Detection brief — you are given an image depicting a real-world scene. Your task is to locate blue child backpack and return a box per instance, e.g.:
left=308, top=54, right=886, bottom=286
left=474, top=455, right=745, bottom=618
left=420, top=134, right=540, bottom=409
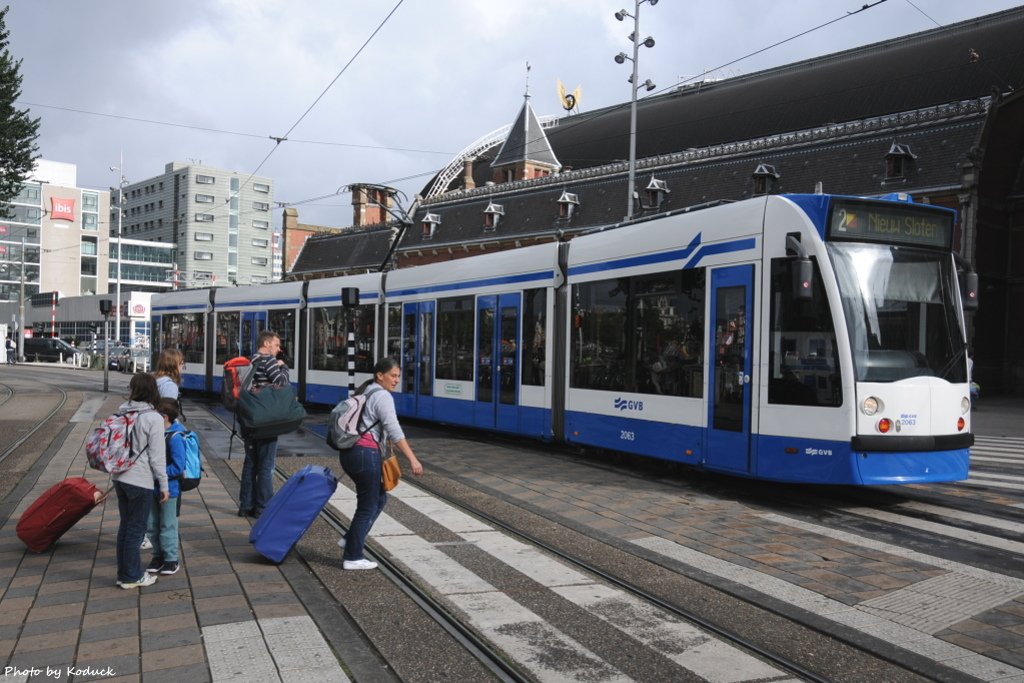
left=167, top=430, right=203, bottom=491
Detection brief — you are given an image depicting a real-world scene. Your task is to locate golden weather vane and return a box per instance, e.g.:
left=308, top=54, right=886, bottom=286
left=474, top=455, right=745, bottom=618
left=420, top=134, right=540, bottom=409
left=557, top=80, right=582, bottom=114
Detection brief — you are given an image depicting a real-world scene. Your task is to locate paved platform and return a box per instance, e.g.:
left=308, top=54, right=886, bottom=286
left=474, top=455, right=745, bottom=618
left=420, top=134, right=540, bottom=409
left=0, top=394, right=352, bottom=683
left=1, top=382, right=1022, bottom=682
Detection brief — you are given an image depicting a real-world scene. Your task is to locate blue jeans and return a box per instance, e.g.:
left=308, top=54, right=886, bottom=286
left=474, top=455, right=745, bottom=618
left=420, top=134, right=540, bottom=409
left=240, top=437, right=277, bottom=513
left=146, top=496, right=180, bottom=562
left=338, top=445, right=387, bottom=561
left=115, top=482, right=153, bottom=583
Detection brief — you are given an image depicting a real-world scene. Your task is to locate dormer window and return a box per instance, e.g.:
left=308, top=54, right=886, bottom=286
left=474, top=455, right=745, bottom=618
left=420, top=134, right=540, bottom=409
left=752, top=163, right=780, bottom=195
left=483, top=202, right=505, bottom=231
left=885, top=142, right=916, bottom=180
left=557, top=190, right=580, bottom=219
left=639, top=176, right=670, bottom=211
left=421, top=213, right=440, bottom=239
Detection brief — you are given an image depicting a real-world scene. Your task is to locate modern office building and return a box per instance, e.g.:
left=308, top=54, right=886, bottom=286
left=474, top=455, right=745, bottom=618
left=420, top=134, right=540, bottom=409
left=111, top=162, right=276, bottom=287
left=0, top=159, right=111, bottom=304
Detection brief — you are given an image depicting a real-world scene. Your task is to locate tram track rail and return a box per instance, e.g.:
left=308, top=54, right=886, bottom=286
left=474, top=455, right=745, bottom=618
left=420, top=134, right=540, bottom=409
left=402, top=474, right=833, bottom=683
left=289, top=466, right=530, bottom=683
left=0, top=379, right=68, bottom=468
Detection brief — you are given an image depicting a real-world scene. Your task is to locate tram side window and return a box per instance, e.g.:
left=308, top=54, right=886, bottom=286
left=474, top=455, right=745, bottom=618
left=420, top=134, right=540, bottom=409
left=571, top=270, right=704, bottom=396
left=768, top=258, right=842, bottom=407
left=436, top=297, right=473, bottom=381
left=309, top=305, right=376, bottom=372
left=387, top=304, right=402, bottom=362
left=267, top=310, right=296, bottom=368
left=160, top=313, right=205, bottom=364
left=215, top=312, right=240, bottom=364
left=571, top=279, right=626, bottom=391
left=634, top=270, right=704, bottom=398
left=521, top=288, right=547, bottom=387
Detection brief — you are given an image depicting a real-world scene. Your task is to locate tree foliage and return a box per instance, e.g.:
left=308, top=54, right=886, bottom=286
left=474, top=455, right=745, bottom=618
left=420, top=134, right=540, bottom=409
left=0, top=5, right=39, bottom=211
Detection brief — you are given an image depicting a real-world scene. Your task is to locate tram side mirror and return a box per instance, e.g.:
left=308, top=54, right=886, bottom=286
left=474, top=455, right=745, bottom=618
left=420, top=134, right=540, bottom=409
left=793, top=258, right=814, bottom=301
left=960, top=271, right=979, bottom=311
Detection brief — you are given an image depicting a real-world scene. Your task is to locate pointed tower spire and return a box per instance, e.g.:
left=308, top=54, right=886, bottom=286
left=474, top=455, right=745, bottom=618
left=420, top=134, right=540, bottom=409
left=491, top=65, right=561, bottom=183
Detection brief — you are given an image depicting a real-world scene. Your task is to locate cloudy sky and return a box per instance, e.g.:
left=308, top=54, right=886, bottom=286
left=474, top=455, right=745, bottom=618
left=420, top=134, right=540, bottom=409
left=6, top=0, right=1022, bottom=228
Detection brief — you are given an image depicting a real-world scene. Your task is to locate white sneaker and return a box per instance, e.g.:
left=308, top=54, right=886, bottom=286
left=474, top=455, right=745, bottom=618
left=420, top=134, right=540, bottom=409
left=140, top=536, right=152, bottom=550
left=119, top=573, right=158, bottom=589
left=343, top=559, right=377, bottom=570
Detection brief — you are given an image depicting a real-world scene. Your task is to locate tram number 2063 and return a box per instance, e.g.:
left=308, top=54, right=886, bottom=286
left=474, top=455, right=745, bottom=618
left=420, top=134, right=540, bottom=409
left=620, top=430, right=636, bottom=441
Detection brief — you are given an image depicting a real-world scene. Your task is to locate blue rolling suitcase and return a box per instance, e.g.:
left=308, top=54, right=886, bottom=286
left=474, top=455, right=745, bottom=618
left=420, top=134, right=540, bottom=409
left=249, top=465, right=338, bottom=563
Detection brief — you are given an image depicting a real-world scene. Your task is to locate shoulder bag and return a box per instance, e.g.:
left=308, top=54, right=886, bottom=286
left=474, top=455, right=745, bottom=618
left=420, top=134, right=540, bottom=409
left=382, top=443, right=401, bottom=491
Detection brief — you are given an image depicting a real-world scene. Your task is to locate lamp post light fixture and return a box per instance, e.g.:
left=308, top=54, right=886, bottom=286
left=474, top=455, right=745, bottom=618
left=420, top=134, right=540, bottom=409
left=614, top=0, right=658, bottom=221
left=109, top=153, right=128, bottom=345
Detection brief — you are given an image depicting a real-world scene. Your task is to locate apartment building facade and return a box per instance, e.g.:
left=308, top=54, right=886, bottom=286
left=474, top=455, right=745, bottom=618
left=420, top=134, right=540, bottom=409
left=112, top=162, right=276, bottom=287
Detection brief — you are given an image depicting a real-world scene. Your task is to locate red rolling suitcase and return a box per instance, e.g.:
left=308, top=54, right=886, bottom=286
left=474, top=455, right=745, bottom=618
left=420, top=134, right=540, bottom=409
left=17, top=478, right=104, bottom=552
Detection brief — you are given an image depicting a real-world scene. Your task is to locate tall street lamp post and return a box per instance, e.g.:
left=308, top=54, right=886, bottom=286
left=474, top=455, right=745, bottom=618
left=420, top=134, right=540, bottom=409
left=110, top=154, right=127, bottom=345
left=614, top=0, right=657, bottom=221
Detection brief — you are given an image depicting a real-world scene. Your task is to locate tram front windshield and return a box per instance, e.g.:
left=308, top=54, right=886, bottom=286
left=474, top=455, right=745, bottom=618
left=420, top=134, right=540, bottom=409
left=828, top=243, right=967, bottom=383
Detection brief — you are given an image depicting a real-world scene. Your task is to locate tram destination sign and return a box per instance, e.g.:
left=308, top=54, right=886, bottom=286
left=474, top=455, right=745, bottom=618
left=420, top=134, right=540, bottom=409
left=826, top=198, right=954, bottom=250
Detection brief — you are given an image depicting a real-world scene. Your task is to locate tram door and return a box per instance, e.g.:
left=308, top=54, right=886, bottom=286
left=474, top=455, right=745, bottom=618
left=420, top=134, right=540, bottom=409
left=475, top=294, right=521, bottom=432
left=401, top=301, right=434, bottom=418
left=706, top=265, right=754, bottom=473
left=240, top=311, right=266, bottom=358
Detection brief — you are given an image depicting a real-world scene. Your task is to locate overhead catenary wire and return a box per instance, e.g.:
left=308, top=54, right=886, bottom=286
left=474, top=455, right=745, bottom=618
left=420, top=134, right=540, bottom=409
left=15, top=101, right=455, bottom=156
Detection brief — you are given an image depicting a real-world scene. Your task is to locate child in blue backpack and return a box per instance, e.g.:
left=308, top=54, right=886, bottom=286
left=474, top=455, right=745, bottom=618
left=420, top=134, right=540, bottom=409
left=146, top=398, right=186, bottom=575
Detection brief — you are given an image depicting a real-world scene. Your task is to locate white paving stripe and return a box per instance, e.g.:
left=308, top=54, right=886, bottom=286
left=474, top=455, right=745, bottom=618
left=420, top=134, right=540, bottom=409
left=962, top=477, right=1024, bottom=492
left=331, top=482, right=797, bottom=682
left=757, top=513, right=1024, bottom=588
left=554, top=584, right=784, bottom=683
left=858, top=573, right=1022, bottom=634
left=202, top=617, right=350, bottom=683
left=632, top=536, right=1024, bottom=682
left=461, top=531, right=593, bottom=587
left=892, top=501, right=1024, bottom=535
left=966, top=471, right=1024, bottom=482
left=448, top=591, right=633, bottom=683
left=842, top=507, right=1024, bottom=555
left=970, top=455, right=1024, bottom=464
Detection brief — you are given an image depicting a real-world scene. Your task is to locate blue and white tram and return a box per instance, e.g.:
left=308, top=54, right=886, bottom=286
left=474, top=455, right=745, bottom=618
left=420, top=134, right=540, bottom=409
left=304, top=273, right=384, bottom=405
left=152, top=287, right=212, bottom=392
left=384, top=243, right=561, bottom=439
left=562, top=193, right=973, bottom=484
left=152, top=191, right=974, bottom=485
left=208, top=281, right=305, bottom=395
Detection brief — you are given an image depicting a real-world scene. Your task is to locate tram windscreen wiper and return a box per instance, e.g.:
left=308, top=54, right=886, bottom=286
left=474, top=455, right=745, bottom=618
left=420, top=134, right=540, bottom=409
left=937, top=344, right=967, bottom=380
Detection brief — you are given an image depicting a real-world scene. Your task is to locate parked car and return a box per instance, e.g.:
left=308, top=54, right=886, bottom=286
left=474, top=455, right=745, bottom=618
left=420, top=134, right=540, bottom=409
left=115, top=347, right=151, bottom=373
left=23, top=337, right=80, bottom=363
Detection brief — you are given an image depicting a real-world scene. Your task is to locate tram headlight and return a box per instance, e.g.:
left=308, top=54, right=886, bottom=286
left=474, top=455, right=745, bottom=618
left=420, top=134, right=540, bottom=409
left=862, top=397, right=883, bottom=416
left=961, top=397, right=971, bottom=415
left=957, top=417, right=966, bottom=431
left=877, top=418, right=893, bottom=434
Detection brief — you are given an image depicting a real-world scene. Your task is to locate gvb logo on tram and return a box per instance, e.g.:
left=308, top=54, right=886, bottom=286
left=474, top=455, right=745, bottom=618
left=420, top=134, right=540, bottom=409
left=613, top=397, right=645, bottom=412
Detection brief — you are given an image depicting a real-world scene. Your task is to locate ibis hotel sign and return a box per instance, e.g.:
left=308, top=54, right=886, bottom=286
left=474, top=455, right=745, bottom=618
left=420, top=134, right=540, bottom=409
left=49, top=197, right=76, bottom=222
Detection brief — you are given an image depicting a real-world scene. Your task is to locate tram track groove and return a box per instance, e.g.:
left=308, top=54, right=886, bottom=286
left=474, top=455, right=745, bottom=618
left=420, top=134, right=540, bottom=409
left=399, top=474, right=832, bottom=683
left=302, top=470, right=529, bottom=683
left=0, top=380, right=68, bottom=468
